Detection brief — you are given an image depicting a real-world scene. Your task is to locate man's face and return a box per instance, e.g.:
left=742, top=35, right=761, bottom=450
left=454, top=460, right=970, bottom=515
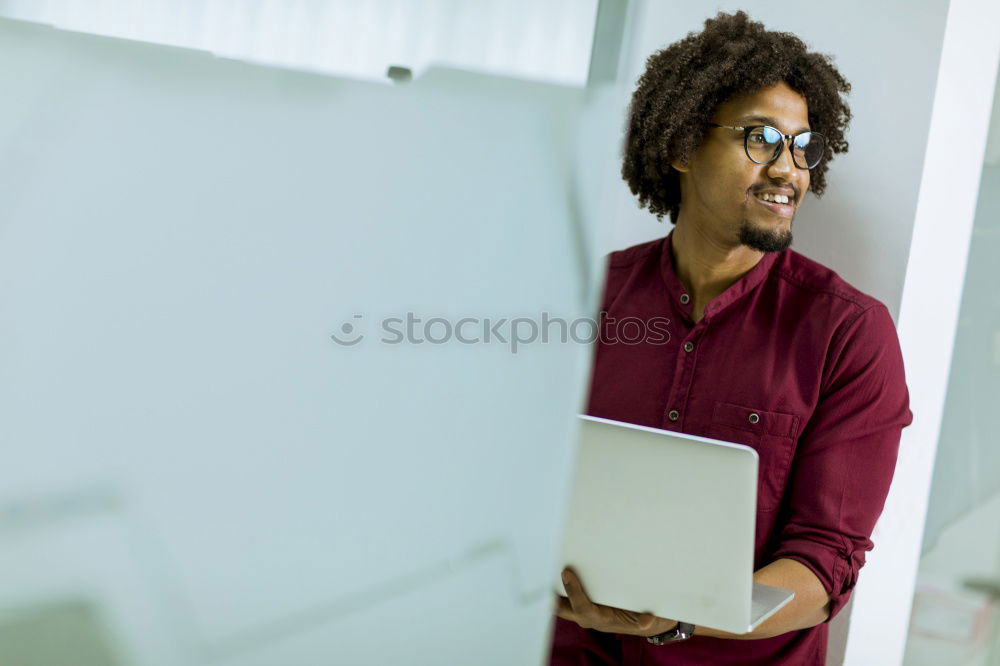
left=673, top=81, right=811, bottom=253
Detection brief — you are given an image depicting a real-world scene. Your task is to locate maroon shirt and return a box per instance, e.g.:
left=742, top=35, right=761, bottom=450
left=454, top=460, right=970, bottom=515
left=549, top=231, right=912, bottom=665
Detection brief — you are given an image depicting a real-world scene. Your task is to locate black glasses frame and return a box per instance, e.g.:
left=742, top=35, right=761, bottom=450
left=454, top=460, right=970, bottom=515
left=706, top=122, right=826, bottom=170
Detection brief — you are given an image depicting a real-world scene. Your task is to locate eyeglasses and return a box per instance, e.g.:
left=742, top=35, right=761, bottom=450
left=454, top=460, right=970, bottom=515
left=706, top=123, right=827, bottom=170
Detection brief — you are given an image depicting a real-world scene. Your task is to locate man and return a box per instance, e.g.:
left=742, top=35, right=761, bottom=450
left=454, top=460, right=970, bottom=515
left=549, top=10, right=912, bottom=666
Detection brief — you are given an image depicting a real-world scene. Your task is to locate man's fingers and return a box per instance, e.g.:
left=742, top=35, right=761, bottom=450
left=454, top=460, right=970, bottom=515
left=562, top=568, right=603, bottom=629
left=557, top=569, right=677, bottom=636
left=555, top=595, right=576, bottom=622
left=561, top=568, right=669, bottom=634
left=562, top=568, right=596, bottom=613
left=564, top=569, right=629, bottom=630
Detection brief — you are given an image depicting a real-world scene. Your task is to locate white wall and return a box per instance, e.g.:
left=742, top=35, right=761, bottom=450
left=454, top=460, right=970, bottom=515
left=987, top=69, right=1000, bottom=166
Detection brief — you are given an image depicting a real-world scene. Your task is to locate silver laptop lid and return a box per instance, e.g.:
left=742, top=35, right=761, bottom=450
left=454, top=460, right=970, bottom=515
left=557, top=415, right=762, bottom=634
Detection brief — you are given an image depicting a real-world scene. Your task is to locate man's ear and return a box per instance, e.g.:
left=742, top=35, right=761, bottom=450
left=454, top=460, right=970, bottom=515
left=670, top=157, right=690, bottom=173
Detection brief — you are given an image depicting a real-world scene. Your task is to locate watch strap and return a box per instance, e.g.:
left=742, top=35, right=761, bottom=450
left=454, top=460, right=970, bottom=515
left=646, top=621, right=696, bottom=645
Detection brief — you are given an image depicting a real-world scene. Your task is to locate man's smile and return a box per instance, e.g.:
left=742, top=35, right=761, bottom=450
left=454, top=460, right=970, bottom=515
left=753, top=193, right=795, bottom=218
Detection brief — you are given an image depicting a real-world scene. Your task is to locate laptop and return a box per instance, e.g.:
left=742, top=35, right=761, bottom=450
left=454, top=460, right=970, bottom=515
left=555, top=415, right=795, bottom=634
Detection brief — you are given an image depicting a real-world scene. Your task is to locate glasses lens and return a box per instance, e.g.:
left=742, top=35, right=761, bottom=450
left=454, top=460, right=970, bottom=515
left=746, top=126, right=826, bottom=168
left=746, top=126, right=782, bottom=164
left=793, top=132, right=825, bottom=169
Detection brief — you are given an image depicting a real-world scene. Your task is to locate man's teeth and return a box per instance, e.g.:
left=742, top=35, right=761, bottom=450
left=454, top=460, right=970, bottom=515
left=757, top=193, right=791, bottom=204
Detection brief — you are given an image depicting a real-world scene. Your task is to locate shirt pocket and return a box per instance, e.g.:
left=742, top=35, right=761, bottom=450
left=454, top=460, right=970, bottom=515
left=708, top=401, right=801, bottom=512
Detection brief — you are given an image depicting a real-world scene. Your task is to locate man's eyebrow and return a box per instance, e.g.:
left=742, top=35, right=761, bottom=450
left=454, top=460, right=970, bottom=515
left=734, top=115, right=811, bottom=135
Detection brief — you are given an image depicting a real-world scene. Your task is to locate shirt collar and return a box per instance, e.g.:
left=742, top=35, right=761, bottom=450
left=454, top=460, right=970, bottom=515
left=659, top=229, right=782, bottom=321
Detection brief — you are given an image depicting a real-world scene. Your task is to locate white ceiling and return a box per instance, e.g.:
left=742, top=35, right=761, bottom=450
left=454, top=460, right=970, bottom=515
left=0, top=0, right=599, bottom=86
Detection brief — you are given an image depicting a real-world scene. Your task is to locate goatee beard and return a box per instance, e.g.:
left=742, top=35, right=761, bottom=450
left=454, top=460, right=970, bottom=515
left=739, top=220, right=793, bottom=253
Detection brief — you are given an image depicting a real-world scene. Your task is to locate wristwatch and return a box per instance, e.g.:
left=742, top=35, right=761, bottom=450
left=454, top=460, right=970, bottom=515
left=646, top=621, right=696, bottom=645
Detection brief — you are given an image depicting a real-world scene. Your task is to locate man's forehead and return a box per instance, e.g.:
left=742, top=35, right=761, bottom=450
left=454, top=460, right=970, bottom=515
left=713, top=82, right=811, bottom=132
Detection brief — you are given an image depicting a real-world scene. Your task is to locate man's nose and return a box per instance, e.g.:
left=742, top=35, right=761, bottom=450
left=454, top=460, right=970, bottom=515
left=766, top=139, right=798, bottom=179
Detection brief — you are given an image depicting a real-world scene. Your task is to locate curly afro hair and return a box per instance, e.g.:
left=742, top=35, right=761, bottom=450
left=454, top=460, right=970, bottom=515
left=622, top=10, right=852, bottom=224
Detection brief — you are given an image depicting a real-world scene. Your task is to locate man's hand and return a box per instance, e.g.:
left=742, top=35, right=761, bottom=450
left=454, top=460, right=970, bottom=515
left=555, top=567, right=677, bottom=637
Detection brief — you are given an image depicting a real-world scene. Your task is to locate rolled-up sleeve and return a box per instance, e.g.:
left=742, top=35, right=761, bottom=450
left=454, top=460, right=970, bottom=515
left=772, top=303, right=913, bottom=621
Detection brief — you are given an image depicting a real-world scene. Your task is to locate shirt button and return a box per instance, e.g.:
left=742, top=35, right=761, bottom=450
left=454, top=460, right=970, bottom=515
left=668, top=410, right=680, bottom=422
left=748, top=413, right=760, bottom=424
left=679, top=293, right=690, bottom=304
left=683, top=341, right=694, bottom=353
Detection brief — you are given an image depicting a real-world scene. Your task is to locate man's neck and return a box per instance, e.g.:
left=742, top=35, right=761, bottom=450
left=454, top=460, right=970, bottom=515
left=670, top=221, right=764, bottom=312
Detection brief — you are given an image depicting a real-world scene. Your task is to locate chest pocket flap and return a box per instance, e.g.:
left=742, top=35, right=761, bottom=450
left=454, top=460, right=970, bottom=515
left=712, top=401, right=800, bottom=439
